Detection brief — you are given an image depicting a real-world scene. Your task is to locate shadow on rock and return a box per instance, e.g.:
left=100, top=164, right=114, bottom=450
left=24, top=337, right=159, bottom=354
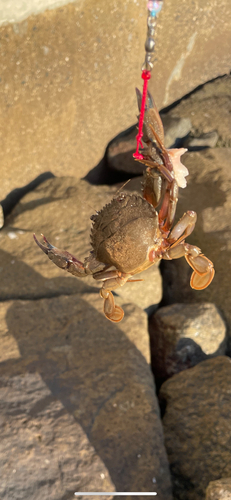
left=1, top=172, right=55, bottom=219
left=84, top=155, right=134, bottom=186
left=0, top=266, right=172, bottom=498
left=0, top=249, right=98, bottom=300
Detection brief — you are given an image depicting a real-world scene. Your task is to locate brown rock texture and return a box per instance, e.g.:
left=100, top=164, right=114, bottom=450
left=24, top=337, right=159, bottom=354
left=166, top=75, right=231, bottom=148
left=0, top=294, right=172, bottom=499
left=159, top=356, right=231, bottom=500
left=161, top=147, right=231, bottom=344
left=0, top=1, right=230, bottom=199
left=149, top=303, right=226, bottom=386
left=184, top=131, right=219, bottom=150
left=206, top=478, right=231, bottom=499
left=157, top=77, right=231, bottom=346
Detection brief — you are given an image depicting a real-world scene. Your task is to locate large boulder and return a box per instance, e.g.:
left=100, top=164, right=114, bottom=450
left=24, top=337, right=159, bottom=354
left=0, top=294, right=172, bottom=499
left=159, top=356, right=231, bottom=500
left=167, top=75, right=231, bottom=148
left=149, top=303, right=226, bottom=387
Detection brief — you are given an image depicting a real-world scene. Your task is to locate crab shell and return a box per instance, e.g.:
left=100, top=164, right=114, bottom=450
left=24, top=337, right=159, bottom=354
left=90, top=193, right=163, bottom=275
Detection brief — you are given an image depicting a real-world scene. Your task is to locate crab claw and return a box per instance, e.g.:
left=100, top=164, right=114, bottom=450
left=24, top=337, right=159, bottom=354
left=136, top=88, right=154, bottom=112
left=33, top=233, right=87, bottom=277
left=33, top=233, right=54, bottom=254
left=100, top=289, right=124, bottom=323
left=33, top=233, right=73, bottom=269
left=136, top=88, right=165, bottom=146
left=185, top=254, right=215, bottom=290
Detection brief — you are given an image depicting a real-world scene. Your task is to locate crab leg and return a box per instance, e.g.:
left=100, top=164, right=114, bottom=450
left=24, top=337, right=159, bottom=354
left=33, top=234, right=88, bottom=277
left=100, top=289, right=124, bottom=323
left=167, top=211, right=197, bottom=245
left=142, top=165, right=179, bottom=234
left=158, top=179, right=179, bottom=233
left=139, top=123, right=179, bottom=233
left=94, top=270, right=131, bottom=323
left=162, top=212, right=214, bottom=289
left=164, top=241, right=214, bottom=290
left=136, top=88, right=165, bottom=145
left=141, top=159, right=174, bottom=185
left=185, top=247, right=215, bottom=289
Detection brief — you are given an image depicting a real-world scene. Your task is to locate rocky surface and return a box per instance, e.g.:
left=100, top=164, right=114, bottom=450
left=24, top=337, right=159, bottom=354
left=0, top=171, right=55, bottom=219
left=0, top=294, right=172, bottom=500
left=159, top=356, right=231, bottom=500
left=160, top=146, right=231, bottom=350
left=167, top=75, right=231, bottom=148
left=0, top=16, right=230, bottom=498
left=184, top=131, right=219, bottom=150
left=106, top=126, right=143, bottom=177
left=161, top=115, right=192, bottom=149
left=0, top=1, right=230, bottom=199
left=206, top=478, right=231, bottom=499
left=158, top=77, right=231, bottom=352
left=149, top=303, right=226, bottom=387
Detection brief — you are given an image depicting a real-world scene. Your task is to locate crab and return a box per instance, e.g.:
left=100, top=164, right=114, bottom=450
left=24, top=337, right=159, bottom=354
left=34, top=90, right=214, bottom=323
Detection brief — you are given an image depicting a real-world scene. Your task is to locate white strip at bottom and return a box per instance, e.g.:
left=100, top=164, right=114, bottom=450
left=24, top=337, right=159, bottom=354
left=74, top=493, right=157, bottom=496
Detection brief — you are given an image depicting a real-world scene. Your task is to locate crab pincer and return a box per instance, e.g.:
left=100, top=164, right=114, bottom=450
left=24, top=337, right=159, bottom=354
left=33, top=234, right=87, bottom=276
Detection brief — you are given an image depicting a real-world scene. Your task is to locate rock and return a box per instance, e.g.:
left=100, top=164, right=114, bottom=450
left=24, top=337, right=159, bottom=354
left=184, top=131, right=219, bottom=150
left=166, top=76, right=231, bottom=147
left=160, top=147, right=231, bottom=350
left=0, top=176, right=162, bottom=311
left=149, top=303, right=226, bottom=387
left=159, top=356, right=231, bottom=500
left=1, top=3, right=230, bottom=198
left=161, top=115, right=192, bottom=148
left=106, top=126, right=144, bottom=177
left=206, top=478, right=231, bottom=499
left=0, top=172, right=55, bottom=218
left=0, top=294, right=172, bottom=499
left=117, top=265, right=162, bottom=312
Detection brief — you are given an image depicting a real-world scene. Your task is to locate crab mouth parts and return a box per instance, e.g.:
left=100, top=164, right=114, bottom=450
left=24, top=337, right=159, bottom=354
left=148, top=239, right=166, bottom=263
